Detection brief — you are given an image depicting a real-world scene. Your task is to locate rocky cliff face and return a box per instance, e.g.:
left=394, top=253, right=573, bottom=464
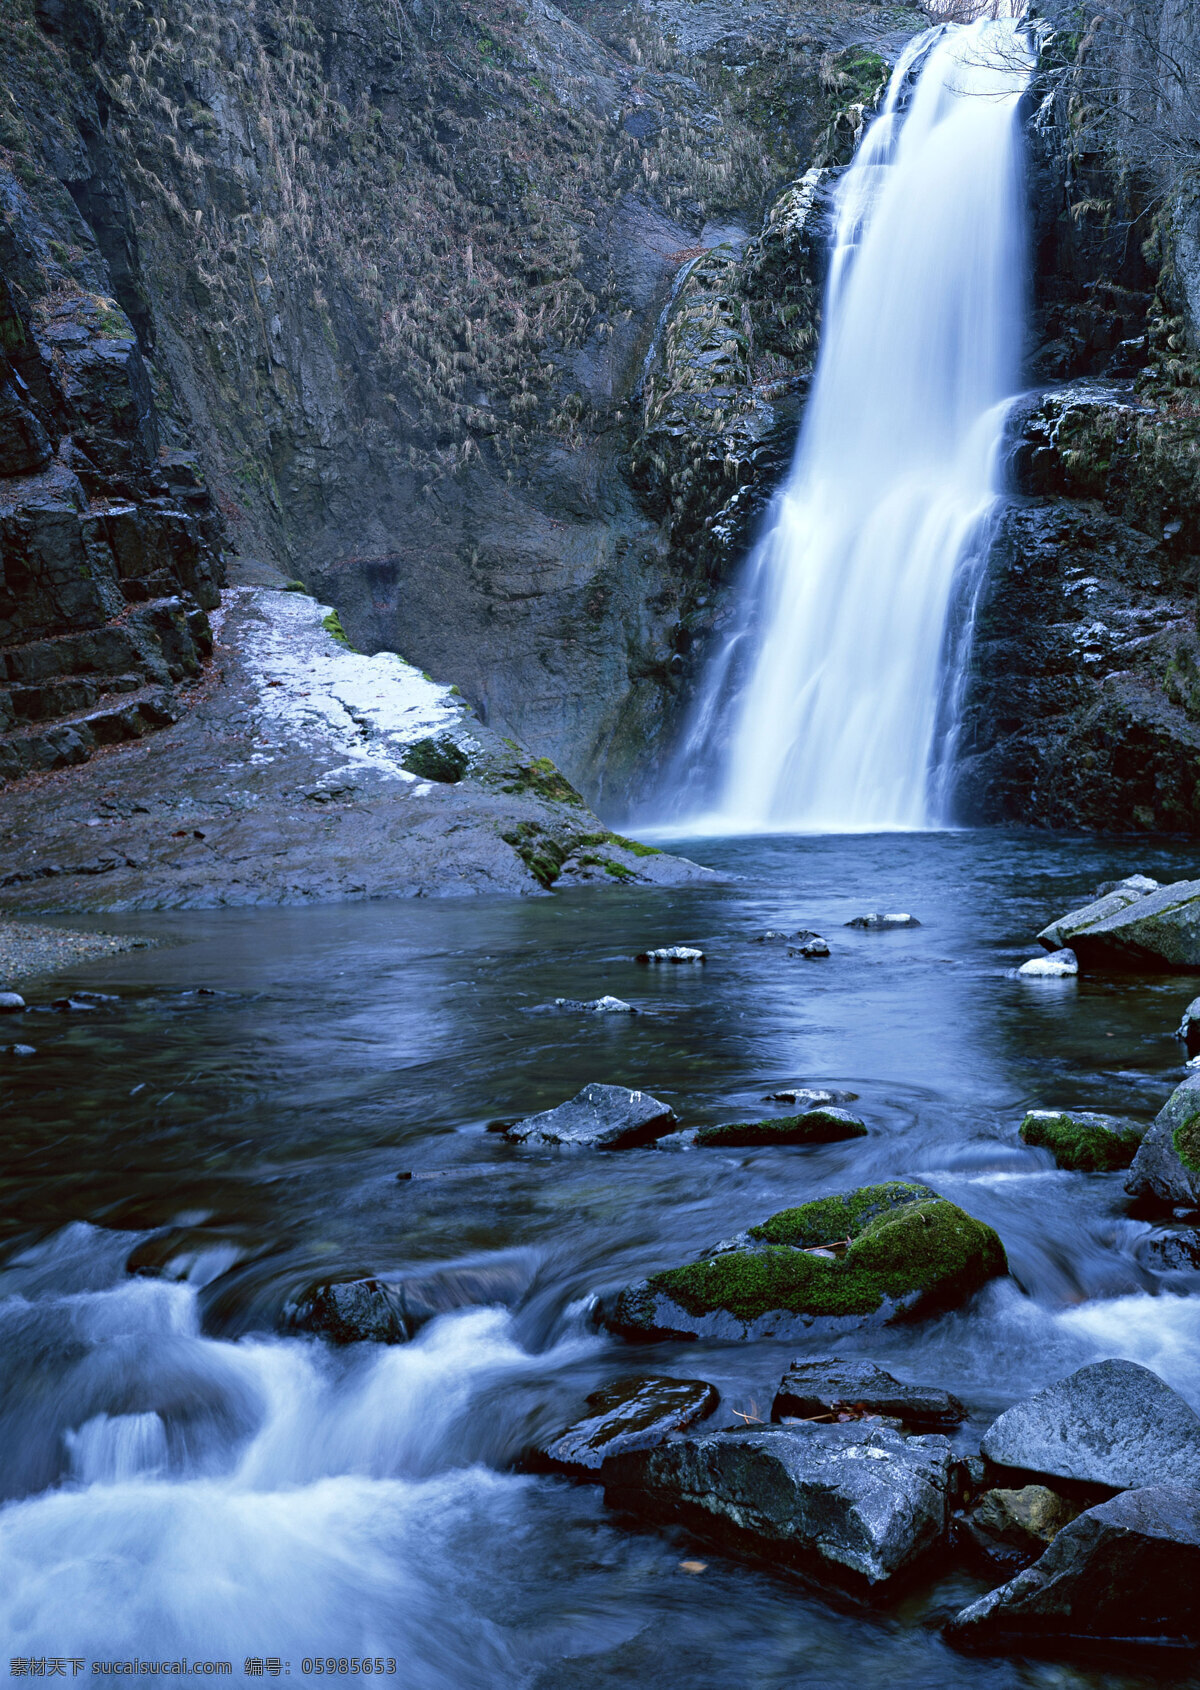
left=947, top=12, right=1200, bottom=833
left=0, top=0, right=919, bottom=810
left=0, top=22, right=224, bottom=786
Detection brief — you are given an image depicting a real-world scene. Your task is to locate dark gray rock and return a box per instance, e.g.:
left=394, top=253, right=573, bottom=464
left=295, top=1258, right=534, bottom=1343
left=0, top=992, right=25, bottom=1012
left=1176, top=994, right=1200, bottom=1055
left=635, top=946, right=705, bottom=964
left=772, top=1358, right=966, bottom=1430
left=1125, top=1073, right=1200, bottom=1209
left=694, top=1108, right=866, bottom=1148
left=789, top=933, right=830, bottom=958
left=505, top=1082, right=677, bottom=1149
left=605, top=1421, right=955, bottom=1585
left=4, top=1043, right=35, bottom=1057
left=947, top=1486, right=1200, bottom=1646
left=535, top=1376, right=718, bottom=1475
left=981, top=1360, right=1200, bottom=1490
left=763, top=1087, right=858, bottom=1107
left=845, top=913, right=921, bottom=930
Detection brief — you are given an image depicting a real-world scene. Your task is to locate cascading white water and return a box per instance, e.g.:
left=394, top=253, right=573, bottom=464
left=673, top=18, right=1034, bottom=833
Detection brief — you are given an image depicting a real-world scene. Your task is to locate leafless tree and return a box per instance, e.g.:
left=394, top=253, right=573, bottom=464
left=1077, top=0, right=1200, bottom=204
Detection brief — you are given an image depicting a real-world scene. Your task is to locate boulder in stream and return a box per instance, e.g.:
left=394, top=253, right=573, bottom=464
left=764, top=1087, right=858, bottom=1106
left=1017, top=949, right=1077, bottom=977
left=551, top=996, right=636, bottom=1015
left=505, top=1082, right=677, bottom=1148
left=1018, top=1109, right=1144, bottom=1171
left=845, top=913, right=921, bottom=930
left=599, top=1182, right=1006, bottom=1340
left=604, top=1421, right=955, bottom=1586
left=534, top=1376, right=718, bottom=1476
left=947, top=1486, right=1200, bottom=1648
left=635, top=946, right=705, bottom=964
left=1176, top=995, right=1200, bottom=1055
left=1039, top=878, right=1200, bottom=972
left=0, top=992, right=25, bottom=1012
left=694, top=1108, right=867, bottom=1148
left=294, top=1257, right=535, bottom=1343
left=789, top=933, right=830, bottom=958
left=980, top=1359, right=1200, bottom=1490
left=1125, top=1072, right=1200, bottom=1209
left=772, top=1357, right=966, bottom=1430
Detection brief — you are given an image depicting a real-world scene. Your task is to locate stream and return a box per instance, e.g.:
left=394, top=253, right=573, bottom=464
left=3, top=829, right=1200, bottom=1687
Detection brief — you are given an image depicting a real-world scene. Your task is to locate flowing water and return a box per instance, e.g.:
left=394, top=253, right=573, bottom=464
left=673, top=19, right=1033, bottom=833
left=4, top=831, right=1200, bottom=1686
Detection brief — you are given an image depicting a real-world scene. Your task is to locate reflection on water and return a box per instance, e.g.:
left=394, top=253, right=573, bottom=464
left=2, top=830, right=1200, bottom=1686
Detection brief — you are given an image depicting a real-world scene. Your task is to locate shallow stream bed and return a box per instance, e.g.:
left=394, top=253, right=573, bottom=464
left=2, top=829, right=1200, bottom=1688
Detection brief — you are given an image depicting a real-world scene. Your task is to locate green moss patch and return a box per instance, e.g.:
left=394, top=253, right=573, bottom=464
left=1019, top=1111, right=1144, bottom=1172
left=501, top=756, right=585, bottom=806
left=605, top=832, right=661, bottom=859
left=695, top=1109, right=867, bottom=1148
left=1173, top=1106, right=1200, bottom=1174
left=402, top=736, right=469, bottom=784
left=633, top=1184, right=1006, bottom=1328
left=321, top=610, right=353, bottom=648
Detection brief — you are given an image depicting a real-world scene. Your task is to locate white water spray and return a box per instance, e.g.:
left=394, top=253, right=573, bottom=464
left=673, top=19, right=1034, bottom=833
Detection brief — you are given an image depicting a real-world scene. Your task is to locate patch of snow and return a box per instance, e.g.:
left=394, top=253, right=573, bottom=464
left=237, top=588, right=472, bottom=782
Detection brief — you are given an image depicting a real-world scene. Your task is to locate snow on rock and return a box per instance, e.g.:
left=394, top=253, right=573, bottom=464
left=237, top=589, right=473, bottom=783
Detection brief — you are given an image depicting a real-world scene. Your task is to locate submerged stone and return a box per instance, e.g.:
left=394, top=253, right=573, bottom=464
left=506, top=1082, right=677, bottom=1148
left=534, top=1376, right=718, bottom=1476
left=772, top=1357, right=966, bottom=1430
left=605, top=1421, right=955, bottom=1586
left=845, top=913, right=921, bottom=930
left=1125, top=1072, right=1200, bottom=1209
left=0, top=992, right=25, bottom=1012
left=1018, top=1109, right=1144, bottom=1171
left=764, top=1086, right=858, bottom=1106
left=636, top=946, right=705, bottom=964
left=1017, top=948, right=1077, bottom=977
left=600, top=1181, right=1006, bottom=1340
left=551, top=995, right=636, bottom=1015
left=789, top=933, right=830, bottom=958
left=980, top=1359, right=1200, bottom=1491
left=694, top=1108, right=867, bottom=1148
left=947, top=1486, right=1200, bottom=1647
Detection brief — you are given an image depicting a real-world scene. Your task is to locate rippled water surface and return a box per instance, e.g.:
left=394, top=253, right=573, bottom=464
left=4, top=830, right=1200, bottom=1688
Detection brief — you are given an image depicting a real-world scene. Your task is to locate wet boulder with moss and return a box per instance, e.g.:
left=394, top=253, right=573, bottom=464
left=694, top=1107, right=867, bottom=1148
left=599, top=1182, right=1006, bottom=1341
left=1019, top=1109, right=1144, bottom=1172
left=1126, top=1072, right=1200, bottom=1208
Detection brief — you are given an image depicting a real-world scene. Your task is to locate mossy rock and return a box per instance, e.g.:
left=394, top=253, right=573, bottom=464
left=402, top=736, right=469, bottom=783
left=695, top=1108, right=866, bottom=1148
left=1019, top=1110, right=1144, bottom=1172
left=602, top=1182, right=1007, bottom=1340
left=501, top=755, right=586, bottom=806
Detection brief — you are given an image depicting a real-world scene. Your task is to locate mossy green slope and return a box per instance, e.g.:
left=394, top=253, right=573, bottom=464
left=606, top=1182, right=1006, bottom=1336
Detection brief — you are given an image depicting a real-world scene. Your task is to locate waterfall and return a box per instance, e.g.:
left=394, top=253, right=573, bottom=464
left=671, top=18, right=1034, bottom=834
